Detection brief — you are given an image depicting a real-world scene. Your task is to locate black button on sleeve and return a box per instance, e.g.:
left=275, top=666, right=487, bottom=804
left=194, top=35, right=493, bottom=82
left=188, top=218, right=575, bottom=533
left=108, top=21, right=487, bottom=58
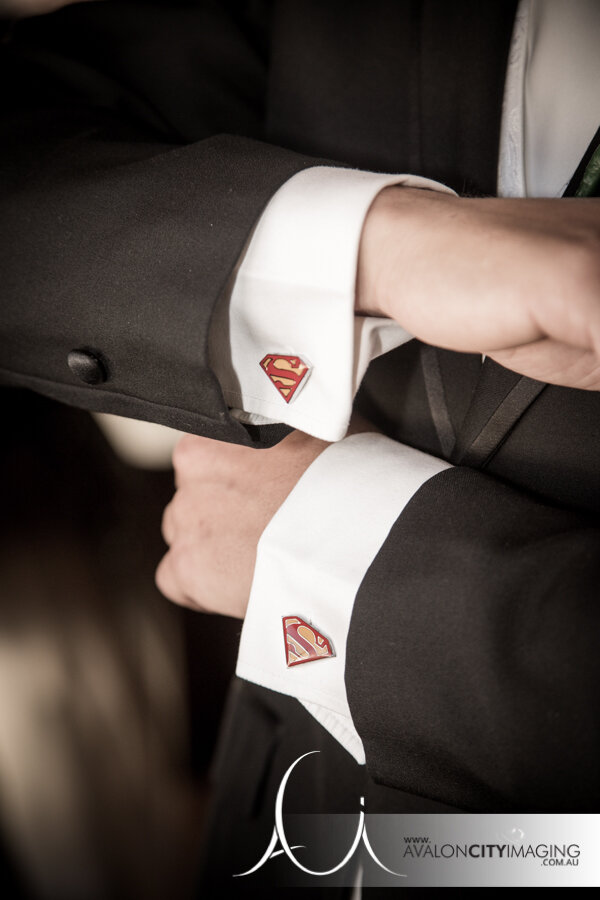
left=67, top=350, right=108, bottom=385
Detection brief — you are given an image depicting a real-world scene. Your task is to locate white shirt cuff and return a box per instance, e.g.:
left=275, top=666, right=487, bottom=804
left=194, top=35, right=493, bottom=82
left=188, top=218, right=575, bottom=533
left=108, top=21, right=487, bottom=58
left=235, top=432, right=452, bottom=763
left=209, top=166, right=456, bottom=441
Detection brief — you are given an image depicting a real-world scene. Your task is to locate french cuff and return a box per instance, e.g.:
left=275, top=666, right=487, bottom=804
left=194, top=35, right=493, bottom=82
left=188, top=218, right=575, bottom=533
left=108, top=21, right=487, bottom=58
left=209, top=166, right=456, bottom=442
left=235, top=432, right=452, bottom=763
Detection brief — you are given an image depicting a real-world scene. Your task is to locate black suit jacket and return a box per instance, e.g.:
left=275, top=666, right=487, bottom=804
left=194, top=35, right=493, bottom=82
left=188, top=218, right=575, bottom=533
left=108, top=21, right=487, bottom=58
left=1, top=0, right=599, bottom=812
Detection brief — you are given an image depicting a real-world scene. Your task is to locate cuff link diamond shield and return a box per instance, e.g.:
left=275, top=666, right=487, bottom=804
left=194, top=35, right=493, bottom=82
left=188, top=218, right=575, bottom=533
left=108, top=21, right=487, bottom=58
left=260, top=354, right=311, bottom=403
left=283, top=615, right=335, bottom=667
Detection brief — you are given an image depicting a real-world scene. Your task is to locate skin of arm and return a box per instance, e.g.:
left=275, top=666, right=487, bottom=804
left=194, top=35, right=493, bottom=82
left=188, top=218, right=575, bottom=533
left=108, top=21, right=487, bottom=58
left=357, top=188, right=600, bottom=389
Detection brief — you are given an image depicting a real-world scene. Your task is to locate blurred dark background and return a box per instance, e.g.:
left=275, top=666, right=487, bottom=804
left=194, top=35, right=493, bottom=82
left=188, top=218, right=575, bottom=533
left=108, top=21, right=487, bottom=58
left=0, top=387, right=241, bottom=899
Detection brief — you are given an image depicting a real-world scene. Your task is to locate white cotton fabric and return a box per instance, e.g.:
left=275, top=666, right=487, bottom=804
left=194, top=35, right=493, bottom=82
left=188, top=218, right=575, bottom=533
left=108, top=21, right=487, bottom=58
left=523, top=0, right=600, bottom=199
left=499, top=0, right=600, bottom=199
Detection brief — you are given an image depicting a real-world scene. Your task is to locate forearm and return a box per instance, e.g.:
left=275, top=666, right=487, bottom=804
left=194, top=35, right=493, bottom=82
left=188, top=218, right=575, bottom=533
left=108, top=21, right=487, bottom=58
left=356, top=185, right=600, bottom=390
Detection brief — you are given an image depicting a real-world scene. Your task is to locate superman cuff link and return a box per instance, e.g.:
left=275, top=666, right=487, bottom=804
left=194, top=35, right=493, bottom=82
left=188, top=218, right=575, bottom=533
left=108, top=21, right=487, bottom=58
left=260, top=354, right=311, bottom=403
left=283, top=616, right=335, bottom=667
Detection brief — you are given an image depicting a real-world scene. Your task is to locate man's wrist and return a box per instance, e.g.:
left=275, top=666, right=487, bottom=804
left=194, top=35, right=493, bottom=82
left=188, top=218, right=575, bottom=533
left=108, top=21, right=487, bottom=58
left=355, top=185, right=457, bottom=319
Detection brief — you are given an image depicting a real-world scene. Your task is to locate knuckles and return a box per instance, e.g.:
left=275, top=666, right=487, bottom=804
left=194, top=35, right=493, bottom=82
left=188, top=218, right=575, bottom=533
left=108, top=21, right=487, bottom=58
left=160, top=501, right=174, bottom=545
left=154, top=552, right=176, bottom=602
left=161, top=489, right=214, bottom=546
left=156, top=544, right=206, bottom=611
left=166, top=544, right=195, bottom=590
left=171, top=433, right=207, bottom=478
left=158, top=432, right=305, bottom=618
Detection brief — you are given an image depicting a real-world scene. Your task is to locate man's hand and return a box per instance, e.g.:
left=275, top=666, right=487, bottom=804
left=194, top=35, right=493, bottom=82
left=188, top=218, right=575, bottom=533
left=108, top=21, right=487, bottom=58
left=155, top=430, right=330, bottom=617
left=357, top=187, right=600, bottom=389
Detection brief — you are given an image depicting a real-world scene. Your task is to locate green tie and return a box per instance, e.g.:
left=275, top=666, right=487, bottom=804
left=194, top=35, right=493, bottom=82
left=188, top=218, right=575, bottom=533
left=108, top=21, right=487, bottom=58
left=575, top=142, right=600, bottom=197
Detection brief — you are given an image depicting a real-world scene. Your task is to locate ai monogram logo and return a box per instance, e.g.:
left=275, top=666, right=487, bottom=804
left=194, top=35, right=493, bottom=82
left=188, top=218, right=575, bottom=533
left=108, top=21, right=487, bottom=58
left=233, top=751, right=406, bottom=879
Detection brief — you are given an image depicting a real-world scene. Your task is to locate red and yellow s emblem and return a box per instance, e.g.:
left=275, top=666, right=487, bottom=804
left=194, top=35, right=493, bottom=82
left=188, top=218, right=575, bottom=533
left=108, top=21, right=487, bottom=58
left=260, top=354, right=310, bottom=403
left=283, top=616, right=335, bottom=667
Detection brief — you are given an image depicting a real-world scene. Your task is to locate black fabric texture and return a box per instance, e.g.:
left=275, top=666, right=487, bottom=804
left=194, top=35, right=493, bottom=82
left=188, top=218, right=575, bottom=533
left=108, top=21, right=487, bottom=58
left=420, top=345, right=457, bottom=458
left=1, top=1, right=331, bottom=444
left=347, top=467, right=600, bottom=811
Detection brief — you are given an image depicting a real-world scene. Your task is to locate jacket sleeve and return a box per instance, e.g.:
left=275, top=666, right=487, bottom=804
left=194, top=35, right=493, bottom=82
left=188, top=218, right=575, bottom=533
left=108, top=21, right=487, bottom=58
left=345, top=464, right=600, bottom=812
left=0, top=0, right=328, bottom=443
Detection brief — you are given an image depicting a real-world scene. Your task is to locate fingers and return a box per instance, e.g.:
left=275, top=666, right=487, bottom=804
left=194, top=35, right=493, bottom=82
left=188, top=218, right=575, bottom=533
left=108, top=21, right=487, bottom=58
left=155, top=551, right=190, bottom=608
left=161, top=500, right=176, bottom=547
left=158, top=483, right=217, bottom=612
left=172, top=434, right=206, bottom=486
left=156, top=429, right=323, bottom=620
left=489, top=339, right=600, bottom=391
left=161, top=486, right=215, bottom=548
left=155, top=546, right=209, bottom=613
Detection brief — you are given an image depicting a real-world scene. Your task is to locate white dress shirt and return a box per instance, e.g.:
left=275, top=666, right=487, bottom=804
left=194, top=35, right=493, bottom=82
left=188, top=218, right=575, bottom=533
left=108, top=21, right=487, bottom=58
left=224, top=0, right=600, bottom=761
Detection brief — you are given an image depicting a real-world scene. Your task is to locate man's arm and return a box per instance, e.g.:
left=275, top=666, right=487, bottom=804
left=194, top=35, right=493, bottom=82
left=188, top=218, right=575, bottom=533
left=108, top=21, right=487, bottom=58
left=158, top=420, right=600, bottom=811
left=357, top=186, right=600, bottom=390
left=4, top=4, right=599, bottom=438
